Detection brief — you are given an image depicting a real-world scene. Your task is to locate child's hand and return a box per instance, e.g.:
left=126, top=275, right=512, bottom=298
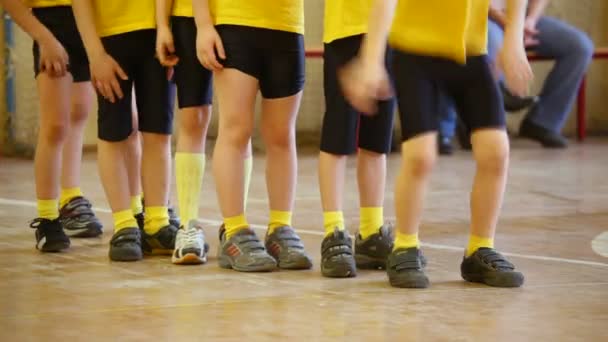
left=90, top=51, right=128, bottom=103
left=37, top=35, right=69, bottom=78
left=156, top=25, right=179, bottom=67
left=339, top=57, right=392, bottom=115
left=196, top=24, right=225, bottom=71
left=499, top=34, right=533, bottom=97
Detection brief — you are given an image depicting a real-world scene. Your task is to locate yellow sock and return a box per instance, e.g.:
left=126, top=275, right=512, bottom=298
left=243, top=155, right=252, bottom=211
left=37, top=199, right=59, bottom=220
left=359, top=207, right=384, bottom=240
left=130, top=194, right=143, bottom=215
left=224, top=214, right=249, bottom=239
left=393, top=232, right=420, bottom=251
left=466, top=234, right=494, bottom=257
left=323, top=211, right=345, bottom=236
left=113, top=209, right=137, bottom=233
left=59, top=187, right=83, bottom=208
left=144, top=206, right=170, bottom=235
left=175, top=152, right=205, bottom=226
left=268, top=210, right=292, bottom=235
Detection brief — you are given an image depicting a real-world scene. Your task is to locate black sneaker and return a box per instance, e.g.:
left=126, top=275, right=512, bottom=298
left=355, top=225, right=394, bottom=270
left=109, top=227, right=142, bottom=261
left=438, top=135, right=453, bottom=156
left=321, top=228, right=356, bottom=278
left=141, top=224, right=178, bottom=255
left=500, top=82, right=539, bottom=112
left=387, top=248, right=429, bottom=288
left=218, top=226, right=277, bottom=272
left=519, top=119, right=568, bottom=148
left=265, top=226, right=313, bottom=270
left=29, top=218, right=70, bottom=252
left=461, top=248, right=524, bottom=287
left=59, top=196, right=103, bottom=238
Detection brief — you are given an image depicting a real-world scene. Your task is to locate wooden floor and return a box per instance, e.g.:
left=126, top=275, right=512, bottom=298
left=1, top=139, right=607, bottom=341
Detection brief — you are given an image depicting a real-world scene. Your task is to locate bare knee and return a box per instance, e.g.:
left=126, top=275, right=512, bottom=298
left=179, top=106, right=211, bottom=141
left=40, top=121, right=69, bottom=145
left=70, top=101, right=90, bottom=126
left=403, top=149, right=436, bottom=178
left=473, top=134, right=509, bottom=175
left=261, top=124, right=295, bottom=151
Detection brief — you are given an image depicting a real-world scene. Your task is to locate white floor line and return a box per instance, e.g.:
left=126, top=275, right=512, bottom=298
left=1, top=196, right=607, bottom=268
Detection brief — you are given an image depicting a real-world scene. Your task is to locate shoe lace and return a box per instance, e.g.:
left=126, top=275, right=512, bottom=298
left=182, top=228, right=203, bottom=245
left=478, top=248, right=514, bottom=271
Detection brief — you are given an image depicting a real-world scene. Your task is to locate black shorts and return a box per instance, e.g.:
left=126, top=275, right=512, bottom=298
left=215, top=25, right=305, bottom=99
left=98, top=29, right=174, bottom=142
left=171, top=16, right=213, bottom=108
left=392, top=51, right=505, bottom=141
left=32, top=6, right=89, bottom=82
left=321, top=35, right=395, bottom=155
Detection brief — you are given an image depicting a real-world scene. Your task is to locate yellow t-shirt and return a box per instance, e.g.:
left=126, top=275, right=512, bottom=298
left=323, top=0, right=372, bottom=43
left=26, top=0, right=71, bottom=7
left=210, top=0, right=304, bottom=34
left=93, top=0, right=156, bottom=37
left=389, top=0, right=489, bottom=64
left=172, top=0, right=193, bottom=17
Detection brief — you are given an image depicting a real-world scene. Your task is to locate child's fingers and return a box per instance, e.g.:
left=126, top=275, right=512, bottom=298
left=110, top=77, right=124, bottom=100
left=215, top=37, right=226, bottom=60
left=113, top=61, right=128, bottom=80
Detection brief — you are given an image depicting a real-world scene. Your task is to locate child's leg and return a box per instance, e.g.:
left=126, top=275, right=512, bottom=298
left=260, top=92, right=301, bottom=231
left=126, top=99, right=143, bottom=218
left=57, top=81, right=104, bottom=238
left=31, top=72, right=72, bottom=252
left=212, top=68, right=257, bottom=234
left=318, top=152, right=347, bottom=231
left=468, top=129, right=509, bottom=255
left=59, top=82, right=93, bottom=200
left=34, top=73, right=71, bottom=218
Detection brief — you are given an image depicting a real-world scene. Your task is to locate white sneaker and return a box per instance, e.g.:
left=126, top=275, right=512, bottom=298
left=172, top=220, right=208, bottom=265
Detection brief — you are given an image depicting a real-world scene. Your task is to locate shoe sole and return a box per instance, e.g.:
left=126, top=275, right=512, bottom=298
left=109, top=247, right=143, bottom=262
left=461, top=272, right=524, bottom=288
left=218, top=255, right=276, bottom=272
left=39, top=241, right=70, bottom=253
left=172, top=253, right=207, bottom=265
left=355, top=254, right=387, bottom=270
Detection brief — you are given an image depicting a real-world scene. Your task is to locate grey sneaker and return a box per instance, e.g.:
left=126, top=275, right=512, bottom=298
left=109, top=227, right=142, bottom=261
left=321, top=228, right=356, bottom=278
left=172, top=220, right=209, bottom=265
left=265, top=226, right=312, bottom=270
left=387, top=248, right=429, bottom=288
left=355, top=225, right=394, bottom=270
left=461, top=248, right=524, bottom=287
left=218, top=227, right=276, bottom=272
left=59, top=196, right=103, bottom=238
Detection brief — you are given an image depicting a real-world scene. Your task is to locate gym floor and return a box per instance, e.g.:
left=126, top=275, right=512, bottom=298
left=1, top=139, right=607, bottom=341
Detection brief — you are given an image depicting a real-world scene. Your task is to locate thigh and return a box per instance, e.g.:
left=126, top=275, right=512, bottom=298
left=533, top=16, right=592, bottom=57
left=259, top=30, right=305, bottom=99
left=392, top=52, right=441, bottom=141
left=172, top=16, right=213, bottom=108
left=320, top=36, right=364, bottom=155
left=133, top=31, right=174, bottom=135
left=450, top=56, right=505, bottom=133
left=214, top=68, right=259, bottom=132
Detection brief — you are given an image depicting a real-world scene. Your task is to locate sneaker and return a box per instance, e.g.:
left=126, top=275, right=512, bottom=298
left=141, top=224, right=178, bottom=255
left=519, top=119, right=568, bottom=148
left=321, top=228, right=356, bottom=278
left=500, top=82, right=539, bottom=112
left=218, top=227, right=276, bottom=272
left=59, top=196, right=103, bottom=238
left=438, top=135, right=453, bottom=156
left=355, top=225, right=394, bottom=270
left=461, top=248, right=524, bottom=287
left=29, top=218, right=70, bottom=252
left=168, top=206, right=180, bottom=228
left=265, top=226, right=312, bottom=270
left=387, top=248, right=429, bottom=288
left=109, top=227, right=142, bottom=261
left=172, top=220, right=209, bottom=265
